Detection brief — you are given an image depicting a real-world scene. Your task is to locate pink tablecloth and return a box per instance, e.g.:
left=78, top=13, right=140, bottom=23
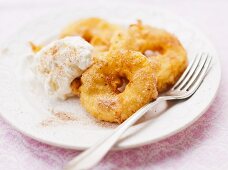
left=0, top=0, right=227, bottom=170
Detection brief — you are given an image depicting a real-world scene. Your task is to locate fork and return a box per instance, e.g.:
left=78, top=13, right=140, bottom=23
left=65, top=53, right=212, bottom=170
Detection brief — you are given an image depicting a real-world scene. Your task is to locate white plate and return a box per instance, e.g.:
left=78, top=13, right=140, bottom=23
left=0, top=4, right=221, bottom=150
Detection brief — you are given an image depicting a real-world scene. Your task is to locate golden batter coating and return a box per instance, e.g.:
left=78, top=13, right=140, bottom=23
left=60, top=17, right=121, bottom=52
left=110, top=21, right=188, bottom=92
left=80, top=50, right=158, bottom=123
left=70, top=77, right=81, bottom=96
left=29, top=42, right=42, bottom=53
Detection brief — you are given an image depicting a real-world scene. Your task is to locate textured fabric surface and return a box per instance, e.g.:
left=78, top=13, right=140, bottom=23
left=0, top=0, right=227, bottom=170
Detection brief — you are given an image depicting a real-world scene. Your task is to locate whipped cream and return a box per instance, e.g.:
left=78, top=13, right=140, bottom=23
left=33, top=36, right=93, bottom=100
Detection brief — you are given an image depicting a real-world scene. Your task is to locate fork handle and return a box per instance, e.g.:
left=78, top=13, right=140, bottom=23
left=65, top=98, right=165, bottom=170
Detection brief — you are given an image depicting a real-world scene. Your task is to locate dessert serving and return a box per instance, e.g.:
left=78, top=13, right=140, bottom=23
left=0, top=5, right=220, bottom=150
left=31, top=17, right=188, bottom=123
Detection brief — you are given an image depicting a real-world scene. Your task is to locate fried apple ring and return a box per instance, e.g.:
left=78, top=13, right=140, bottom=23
left=60, top=17, right=120, bottom=52
left=70, top=77, right=81, bottom=96
left=110, top=21, right=188, bottom=93
left=80, top=50, right=158, bottom=123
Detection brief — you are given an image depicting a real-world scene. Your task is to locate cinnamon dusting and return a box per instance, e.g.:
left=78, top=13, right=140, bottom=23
left=40, top=110, right=77, bottom=127
left=53, top=111, right=77, bottom=121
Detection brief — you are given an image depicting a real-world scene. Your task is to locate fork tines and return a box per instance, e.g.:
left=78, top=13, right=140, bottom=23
left=172, top=53, right=212, bottom=92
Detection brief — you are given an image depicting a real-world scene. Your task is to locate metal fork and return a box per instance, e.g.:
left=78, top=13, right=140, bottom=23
left=65, top=53, right=212, bottom=170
